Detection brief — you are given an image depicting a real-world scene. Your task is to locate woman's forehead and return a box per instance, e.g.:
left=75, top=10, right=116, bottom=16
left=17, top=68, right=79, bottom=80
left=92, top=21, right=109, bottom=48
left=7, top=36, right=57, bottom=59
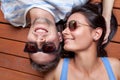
left=68, top=13, right=88, bottom=23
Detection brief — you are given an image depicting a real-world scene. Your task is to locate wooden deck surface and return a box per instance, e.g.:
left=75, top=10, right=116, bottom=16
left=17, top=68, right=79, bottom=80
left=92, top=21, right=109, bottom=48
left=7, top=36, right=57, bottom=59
left=0, top=0, right=120, bottom=80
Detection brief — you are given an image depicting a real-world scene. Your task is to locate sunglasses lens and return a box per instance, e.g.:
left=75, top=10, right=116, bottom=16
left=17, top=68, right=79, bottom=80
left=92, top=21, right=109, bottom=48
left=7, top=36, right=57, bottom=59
left=24, top=42, right=38, bottom=53
left=42, top=42, right=56, bottom=53
left=69, top=20, right=77, bottom=31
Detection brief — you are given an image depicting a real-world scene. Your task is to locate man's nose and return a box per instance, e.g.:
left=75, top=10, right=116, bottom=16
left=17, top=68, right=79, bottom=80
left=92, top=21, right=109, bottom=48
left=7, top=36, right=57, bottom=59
left=36, top=36, right=46, bottom=48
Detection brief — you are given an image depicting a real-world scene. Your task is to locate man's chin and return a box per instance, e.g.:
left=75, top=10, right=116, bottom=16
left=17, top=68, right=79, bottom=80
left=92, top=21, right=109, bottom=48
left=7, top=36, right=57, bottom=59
left=29, top=53, right=58, bottom=64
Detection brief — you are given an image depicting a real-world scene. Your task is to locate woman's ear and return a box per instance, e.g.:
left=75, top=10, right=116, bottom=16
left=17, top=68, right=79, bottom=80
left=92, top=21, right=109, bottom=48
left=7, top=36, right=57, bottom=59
left=58, top=32, right=63, bottom=42
left=92, top=27, right=103, bottom=41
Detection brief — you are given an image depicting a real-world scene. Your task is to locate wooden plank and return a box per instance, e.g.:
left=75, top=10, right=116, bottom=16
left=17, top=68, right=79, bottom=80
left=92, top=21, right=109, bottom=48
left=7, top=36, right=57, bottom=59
left=106, top=42, right=120, bottom=59
left=114, top=0, right=120, bottom=8
left=113, top=9, right=120, bottom=25
left=0, top=24, right=28, bottom=42
left=0, top=38, right=28, bottom=58
left=0, top=67, right=43, bottom=80
left=0, top=53, right=43, bottom=77
left=112, top=26, right=120, bottom=42
left=0, top=7, right=9, bottom=23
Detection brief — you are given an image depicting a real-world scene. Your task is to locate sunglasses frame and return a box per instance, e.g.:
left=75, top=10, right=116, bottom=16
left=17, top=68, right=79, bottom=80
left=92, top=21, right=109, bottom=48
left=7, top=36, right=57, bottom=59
left=24, top=42, right=59, bottom=54
left=64, top=20, right=90, bottom=31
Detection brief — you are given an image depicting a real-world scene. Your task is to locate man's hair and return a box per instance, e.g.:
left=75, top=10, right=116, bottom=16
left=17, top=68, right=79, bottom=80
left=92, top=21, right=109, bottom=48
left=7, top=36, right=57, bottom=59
left=29, top=43, right=62, bottom=73
left=30, top=55, right=60, bottom=73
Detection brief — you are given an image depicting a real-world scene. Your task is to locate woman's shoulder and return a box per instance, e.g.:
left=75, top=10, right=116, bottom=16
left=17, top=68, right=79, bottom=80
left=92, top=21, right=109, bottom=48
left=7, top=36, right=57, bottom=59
left=43, top=58, right=64, bottom=80
left=44, top=58, right=70, bottom=80
left=107, top=57, right=120, bottom=67
left=107, top=57, right=120, bottom=79
left=54, top=58, right=65, bottom=75
left=52, top=58, right=69, bottom=80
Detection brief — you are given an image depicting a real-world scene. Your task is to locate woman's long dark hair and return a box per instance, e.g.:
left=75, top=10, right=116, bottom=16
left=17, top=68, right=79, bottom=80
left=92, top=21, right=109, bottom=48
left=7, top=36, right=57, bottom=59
left=61, top=2, right=118, bottom=57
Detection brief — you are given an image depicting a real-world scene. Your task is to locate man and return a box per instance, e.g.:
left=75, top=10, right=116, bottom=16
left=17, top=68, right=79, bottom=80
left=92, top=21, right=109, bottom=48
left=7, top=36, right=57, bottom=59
left=24, top=15, right=63, bottom=72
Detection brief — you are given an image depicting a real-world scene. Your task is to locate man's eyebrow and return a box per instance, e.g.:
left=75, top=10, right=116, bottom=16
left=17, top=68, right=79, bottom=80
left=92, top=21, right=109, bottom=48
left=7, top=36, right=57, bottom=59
left=32, top=17, right=54, bottom=25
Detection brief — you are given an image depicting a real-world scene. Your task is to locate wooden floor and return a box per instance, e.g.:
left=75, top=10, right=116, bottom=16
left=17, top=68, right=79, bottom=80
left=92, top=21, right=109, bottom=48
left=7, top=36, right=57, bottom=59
left=0, top=0, right=120, bottom=80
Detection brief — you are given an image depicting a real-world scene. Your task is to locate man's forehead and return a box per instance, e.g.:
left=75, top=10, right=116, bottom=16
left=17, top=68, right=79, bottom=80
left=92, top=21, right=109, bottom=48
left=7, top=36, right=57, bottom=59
left=33, top=17, right=54, bottom=25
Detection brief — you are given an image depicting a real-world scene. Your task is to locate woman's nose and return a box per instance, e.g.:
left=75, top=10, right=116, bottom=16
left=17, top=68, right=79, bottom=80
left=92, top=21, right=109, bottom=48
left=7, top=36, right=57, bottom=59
left=62, top=27, right=69, bottom=35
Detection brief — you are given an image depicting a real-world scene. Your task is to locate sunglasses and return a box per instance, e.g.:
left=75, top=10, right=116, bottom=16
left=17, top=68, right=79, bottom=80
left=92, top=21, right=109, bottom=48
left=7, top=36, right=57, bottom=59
left=64, top=20, right=89, bottom=31
left=24, top=42, right=59, bottom=54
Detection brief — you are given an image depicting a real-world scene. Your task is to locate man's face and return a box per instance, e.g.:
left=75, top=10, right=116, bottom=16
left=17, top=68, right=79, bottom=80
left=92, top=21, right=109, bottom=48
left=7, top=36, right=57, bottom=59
left=26, top=17, right=62, bottom=64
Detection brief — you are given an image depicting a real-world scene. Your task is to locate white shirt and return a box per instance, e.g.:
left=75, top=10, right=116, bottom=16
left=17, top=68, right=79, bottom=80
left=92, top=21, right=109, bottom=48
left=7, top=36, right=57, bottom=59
left=1, top=0, right=88, bottom=27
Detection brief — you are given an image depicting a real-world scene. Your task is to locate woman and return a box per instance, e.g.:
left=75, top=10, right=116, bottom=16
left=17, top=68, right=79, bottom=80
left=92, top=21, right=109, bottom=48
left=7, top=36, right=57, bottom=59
left=44, top=3, right=120, bottom=80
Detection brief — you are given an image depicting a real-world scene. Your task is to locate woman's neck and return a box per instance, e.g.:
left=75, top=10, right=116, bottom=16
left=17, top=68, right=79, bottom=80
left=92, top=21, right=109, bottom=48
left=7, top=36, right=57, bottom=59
left=72, top=48, right=100, bottom=73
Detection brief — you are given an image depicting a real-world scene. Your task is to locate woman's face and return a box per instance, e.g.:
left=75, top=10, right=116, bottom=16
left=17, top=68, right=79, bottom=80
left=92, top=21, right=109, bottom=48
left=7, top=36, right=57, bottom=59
left=62, top=13, right=97, bottom=52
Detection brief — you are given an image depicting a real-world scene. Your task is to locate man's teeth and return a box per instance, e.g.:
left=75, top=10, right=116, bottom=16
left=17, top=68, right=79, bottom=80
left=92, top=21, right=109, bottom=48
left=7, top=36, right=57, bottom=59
left=36, top=29, right=46, bottom=33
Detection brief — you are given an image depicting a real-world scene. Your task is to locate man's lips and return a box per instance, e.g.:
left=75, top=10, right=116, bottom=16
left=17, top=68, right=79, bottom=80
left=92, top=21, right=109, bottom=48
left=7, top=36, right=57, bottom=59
left=32, top=27, right=48, bottom=37
left=34, top=27, right=48, bottom=34
left=35, top=28, right=47, bottom=33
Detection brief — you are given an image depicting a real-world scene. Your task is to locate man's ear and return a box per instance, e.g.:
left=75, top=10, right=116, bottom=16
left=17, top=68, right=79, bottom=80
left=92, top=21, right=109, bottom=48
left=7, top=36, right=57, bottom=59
left=92, top=27, right=103, bottom=41
left=58, top=32, right=63, bottom=42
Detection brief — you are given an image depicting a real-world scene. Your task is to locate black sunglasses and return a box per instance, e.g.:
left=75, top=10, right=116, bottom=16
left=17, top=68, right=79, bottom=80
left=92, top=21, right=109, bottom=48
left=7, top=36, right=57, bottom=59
left=64, top=20, right=89, bottom=31
left=24, top=42, right=59, bottom=54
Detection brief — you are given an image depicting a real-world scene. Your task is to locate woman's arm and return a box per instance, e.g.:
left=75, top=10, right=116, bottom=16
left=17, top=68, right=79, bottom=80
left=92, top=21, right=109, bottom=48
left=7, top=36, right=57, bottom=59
left=102, top=0, right=114, bottom=20
left=102, top=0, right=115, bottom=44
